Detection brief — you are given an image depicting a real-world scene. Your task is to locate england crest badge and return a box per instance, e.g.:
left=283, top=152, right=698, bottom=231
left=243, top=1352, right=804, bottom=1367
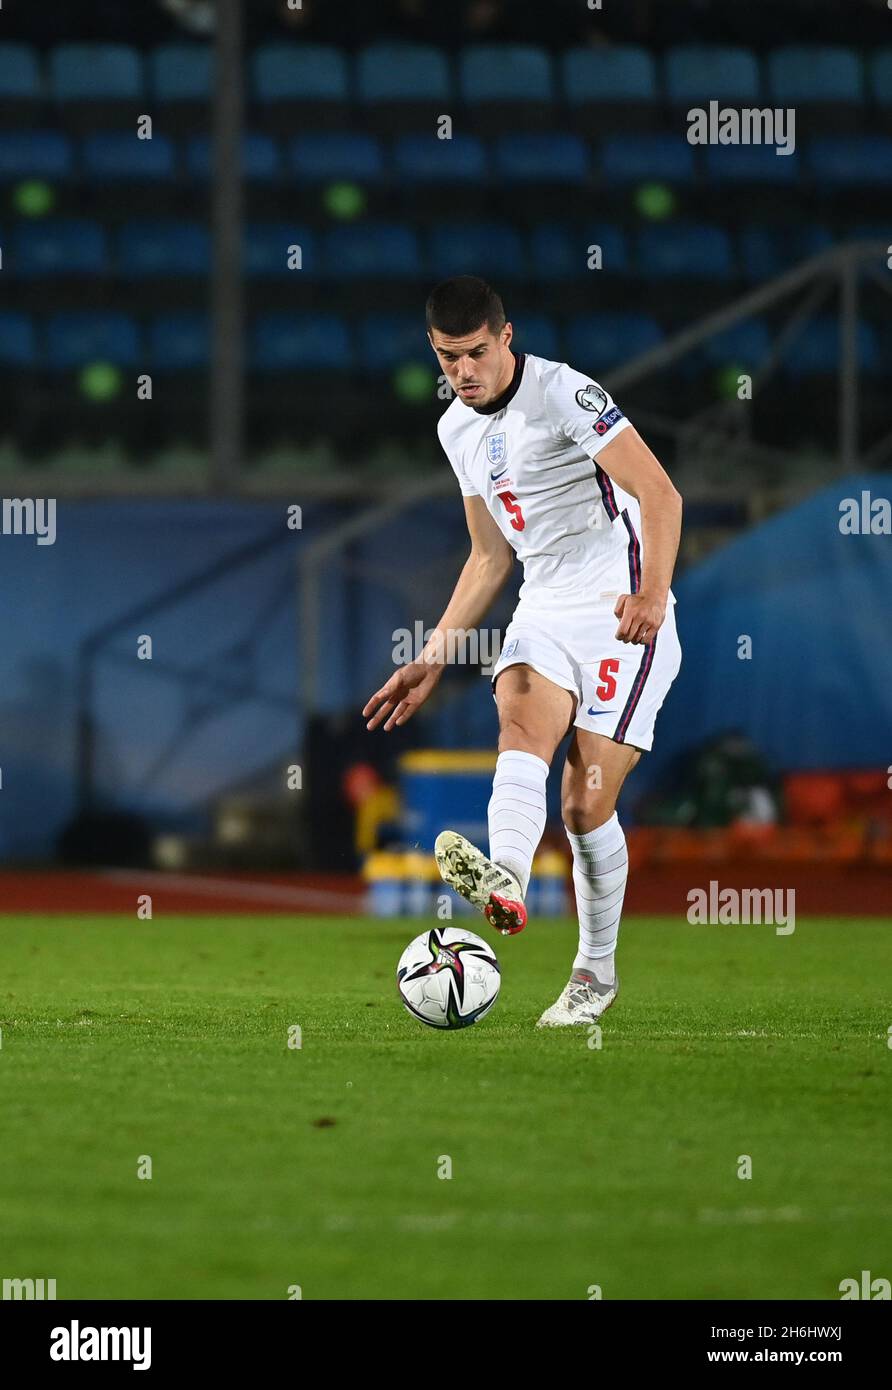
left=485, top=432, right=507, bottom=466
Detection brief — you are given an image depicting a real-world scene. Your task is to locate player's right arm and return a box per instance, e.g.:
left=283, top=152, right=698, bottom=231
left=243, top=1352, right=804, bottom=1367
left=363, top=496, right=514, bottom=732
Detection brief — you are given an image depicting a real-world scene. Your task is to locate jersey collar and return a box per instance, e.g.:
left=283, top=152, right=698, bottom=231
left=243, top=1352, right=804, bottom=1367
left=471, top=351, right=526, bottom=415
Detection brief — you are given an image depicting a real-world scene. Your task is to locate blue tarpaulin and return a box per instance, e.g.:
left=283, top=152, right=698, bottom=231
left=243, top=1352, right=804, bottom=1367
left=0, top=476, right=889, bottom=857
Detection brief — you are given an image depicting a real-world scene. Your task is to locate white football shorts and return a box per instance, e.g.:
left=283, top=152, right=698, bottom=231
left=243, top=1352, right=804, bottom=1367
left=490, top=588, right=681, bottom=752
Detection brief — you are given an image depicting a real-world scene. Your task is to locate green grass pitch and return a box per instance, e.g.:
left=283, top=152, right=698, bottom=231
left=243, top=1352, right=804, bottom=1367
left=0, top=914, right=889, bottom=1300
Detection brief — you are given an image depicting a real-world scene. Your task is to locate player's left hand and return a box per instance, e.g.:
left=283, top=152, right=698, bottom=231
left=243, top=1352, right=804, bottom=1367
left=614, top=591, right=666, bottom=645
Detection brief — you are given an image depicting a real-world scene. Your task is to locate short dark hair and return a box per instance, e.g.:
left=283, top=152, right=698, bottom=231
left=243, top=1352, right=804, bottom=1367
left=425, top=276, right=506, bottom=338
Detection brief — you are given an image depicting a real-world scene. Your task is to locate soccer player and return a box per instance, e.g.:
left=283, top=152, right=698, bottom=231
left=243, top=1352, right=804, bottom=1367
left=363, top=277, right=682, bottom=1026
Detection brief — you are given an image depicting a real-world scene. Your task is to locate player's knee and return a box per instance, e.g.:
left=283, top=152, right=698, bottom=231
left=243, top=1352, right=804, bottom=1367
left=561, top=792, right=615, bottom=836
left=497, top=704, right=532, bottom=739
left=496, top=705, right=549, bottom=759
left=497, top=721, right=549, bottom=760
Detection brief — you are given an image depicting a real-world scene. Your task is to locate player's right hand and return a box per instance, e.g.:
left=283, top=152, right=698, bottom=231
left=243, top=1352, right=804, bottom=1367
left=363, top=661, right=442, bottom=732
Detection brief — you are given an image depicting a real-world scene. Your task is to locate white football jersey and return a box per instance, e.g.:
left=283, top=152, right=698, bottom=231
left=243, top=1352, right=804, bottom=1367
left=437, top=351, right=664, bottom=601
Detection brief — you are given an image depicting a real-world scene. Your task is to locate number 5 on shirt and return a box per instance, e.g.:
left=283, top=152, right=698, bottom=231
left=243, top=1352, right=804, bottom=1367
left=496, top=491, right=525, bottom=531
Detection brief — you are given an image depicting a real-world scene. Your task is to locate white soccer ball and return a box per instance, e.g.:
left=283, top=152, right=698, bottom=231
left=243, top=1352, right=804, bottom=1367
left=397, top=926, right=500, bottom=1030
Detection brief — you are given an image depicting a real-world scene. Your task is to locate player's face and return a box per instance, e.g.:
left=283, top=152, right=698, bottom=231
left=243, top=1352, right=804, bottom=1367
left=428, top=324, right=514, bottom=406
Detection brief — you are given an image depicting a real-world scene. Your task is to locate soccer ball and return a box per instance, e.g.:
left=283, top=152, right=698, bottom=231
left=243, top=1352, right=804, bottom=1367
left=397, top=926, right=500, bottom=1030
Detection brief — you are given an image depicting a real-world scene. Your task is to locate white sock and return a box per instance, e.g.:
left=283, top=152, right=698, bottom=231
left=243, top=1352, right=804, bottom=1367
left=566, top=812, right=628, bottom=985
left=487, top=749, right=549, bottom=897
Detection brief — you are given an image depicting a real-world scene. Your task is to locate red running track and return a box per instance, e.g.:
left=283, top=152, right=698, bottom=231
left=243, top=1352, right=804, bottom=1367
left=0, top=866, right=888, bottom=916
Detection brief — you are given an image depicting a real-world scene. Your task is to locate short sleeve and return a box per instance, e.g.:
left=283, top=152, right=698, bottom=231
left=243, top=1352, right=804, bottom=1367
left=544, top=363, right=632, bottom=458
left=438, top=422, right=479, bottom=497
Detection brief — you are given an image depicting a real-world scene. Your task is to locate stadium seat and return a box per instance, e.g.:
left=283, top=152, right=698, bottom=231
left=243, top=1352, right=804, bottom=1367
left=561, top=46, right=658, bottom=133
left=493, top=133, right=589, bottom=185
left=50, top=43, right=143, bottom=127
left=50, top=43, right=143, bottom=99
left=527, top=223, right=575, bottom=281
left=636, top=223, right=734, bottom=279
left=251, top=44, right=349, bottom=130
left=249, top=313, right=354, bottom=371
left=148, top=43, right=212, bottom=130
left=149, top=313, right=210, bottom=370
left=356, top=43, right=451, bottom=132
left=562, top=44, right=656, bottom=103
left=851, top=221, right=891, bottom=240
left=393, top=134, right=488, bottom=183
left=566, top=313, right=663, bottom=369
left=186, top=133, right=281, bottom=181
left=767, top=46, right=864, bottom=130
left=768, top=44, right=863, bottom=103
left=702, top=319, right=772, bottom=370
left=870, top=49, right=892, bottom=118
left=82, top=132, right=176, bottom=181
left=357, top=42, right=451, bottom=102
left=0, top=43, right=42, bottom=124
left=865, top=324, right=890, bottom=378
left=806, top=136, right=892, bottom=185
left=580, top=222, right=631, bottom=274
left=738, top=224, right=834, bottom=282
left=780, top=315, right=879, bottom=376
left=528, top=222, right=628, bottom=280
left=846, top=771, right=892, bottom=821
left=850, top=224, right=891, bottom=275
left=12, top=219, right=108, bottom=277
left=116, top=221, right=210, bottom=277
left=324, top=223, right=422, bottom=279
left=427, top=222, right=526, bottom=279
left=510, top=313, right=561, bottom=362
left=252, top=42, right=349, bottom=101
left=600, top=134, right=697, bottom=183
left=783, top=771, right=892, bottom=830
left=358, top=313, right=430, bottom=371
left=528, top=222, right=578, bottom=281
left=288, top=133, right=385, bottom=183
left=784, top=773, right=846, bottom=826
left=149, top=43, right=212, bottom=101
left=0, top=42, right=41, bottom=98
left=664, top=45, right=761, bottom=104
left=705, top=142, right=799, bottom=183
left=244, top=222, right=317, bottom=277
left=0, top=131, right=74, bottom=181
left=46, top=312, right=141, bottom=368
left=855, top=318, right=883, bottom=376
left=459, top=44, right=555, bottom=132
left=392, top=133, right=490, bottom=217
left=0, top=312, right=38, bottom=367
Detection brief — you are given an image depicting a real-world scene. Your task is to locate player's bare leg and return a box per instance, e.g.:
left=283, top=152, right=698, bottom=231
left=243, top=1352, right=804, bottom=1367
left=492, top=662, right=575, bottom=764
left=435, top=664, right=573, bottom=935
left=537, top=731, right=640, bottom=1026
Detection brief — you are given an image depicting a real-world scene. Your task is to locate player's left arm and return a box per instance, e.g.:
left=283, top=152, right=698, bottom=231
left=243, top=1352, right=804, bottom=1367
left=595, top=427, right=682, bottom=645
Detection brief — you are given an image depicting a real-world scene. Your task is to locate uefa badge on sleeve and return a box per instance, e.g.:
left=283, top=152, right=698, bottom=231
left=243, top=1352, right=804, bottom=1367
left=575, top=384, right=608, bottom=417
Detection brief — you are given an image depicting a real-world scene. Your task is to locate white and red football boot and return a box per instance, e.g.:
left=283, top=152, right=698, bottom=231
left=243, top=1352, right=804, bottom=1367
left=433, top=830, right=527, bottom=936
